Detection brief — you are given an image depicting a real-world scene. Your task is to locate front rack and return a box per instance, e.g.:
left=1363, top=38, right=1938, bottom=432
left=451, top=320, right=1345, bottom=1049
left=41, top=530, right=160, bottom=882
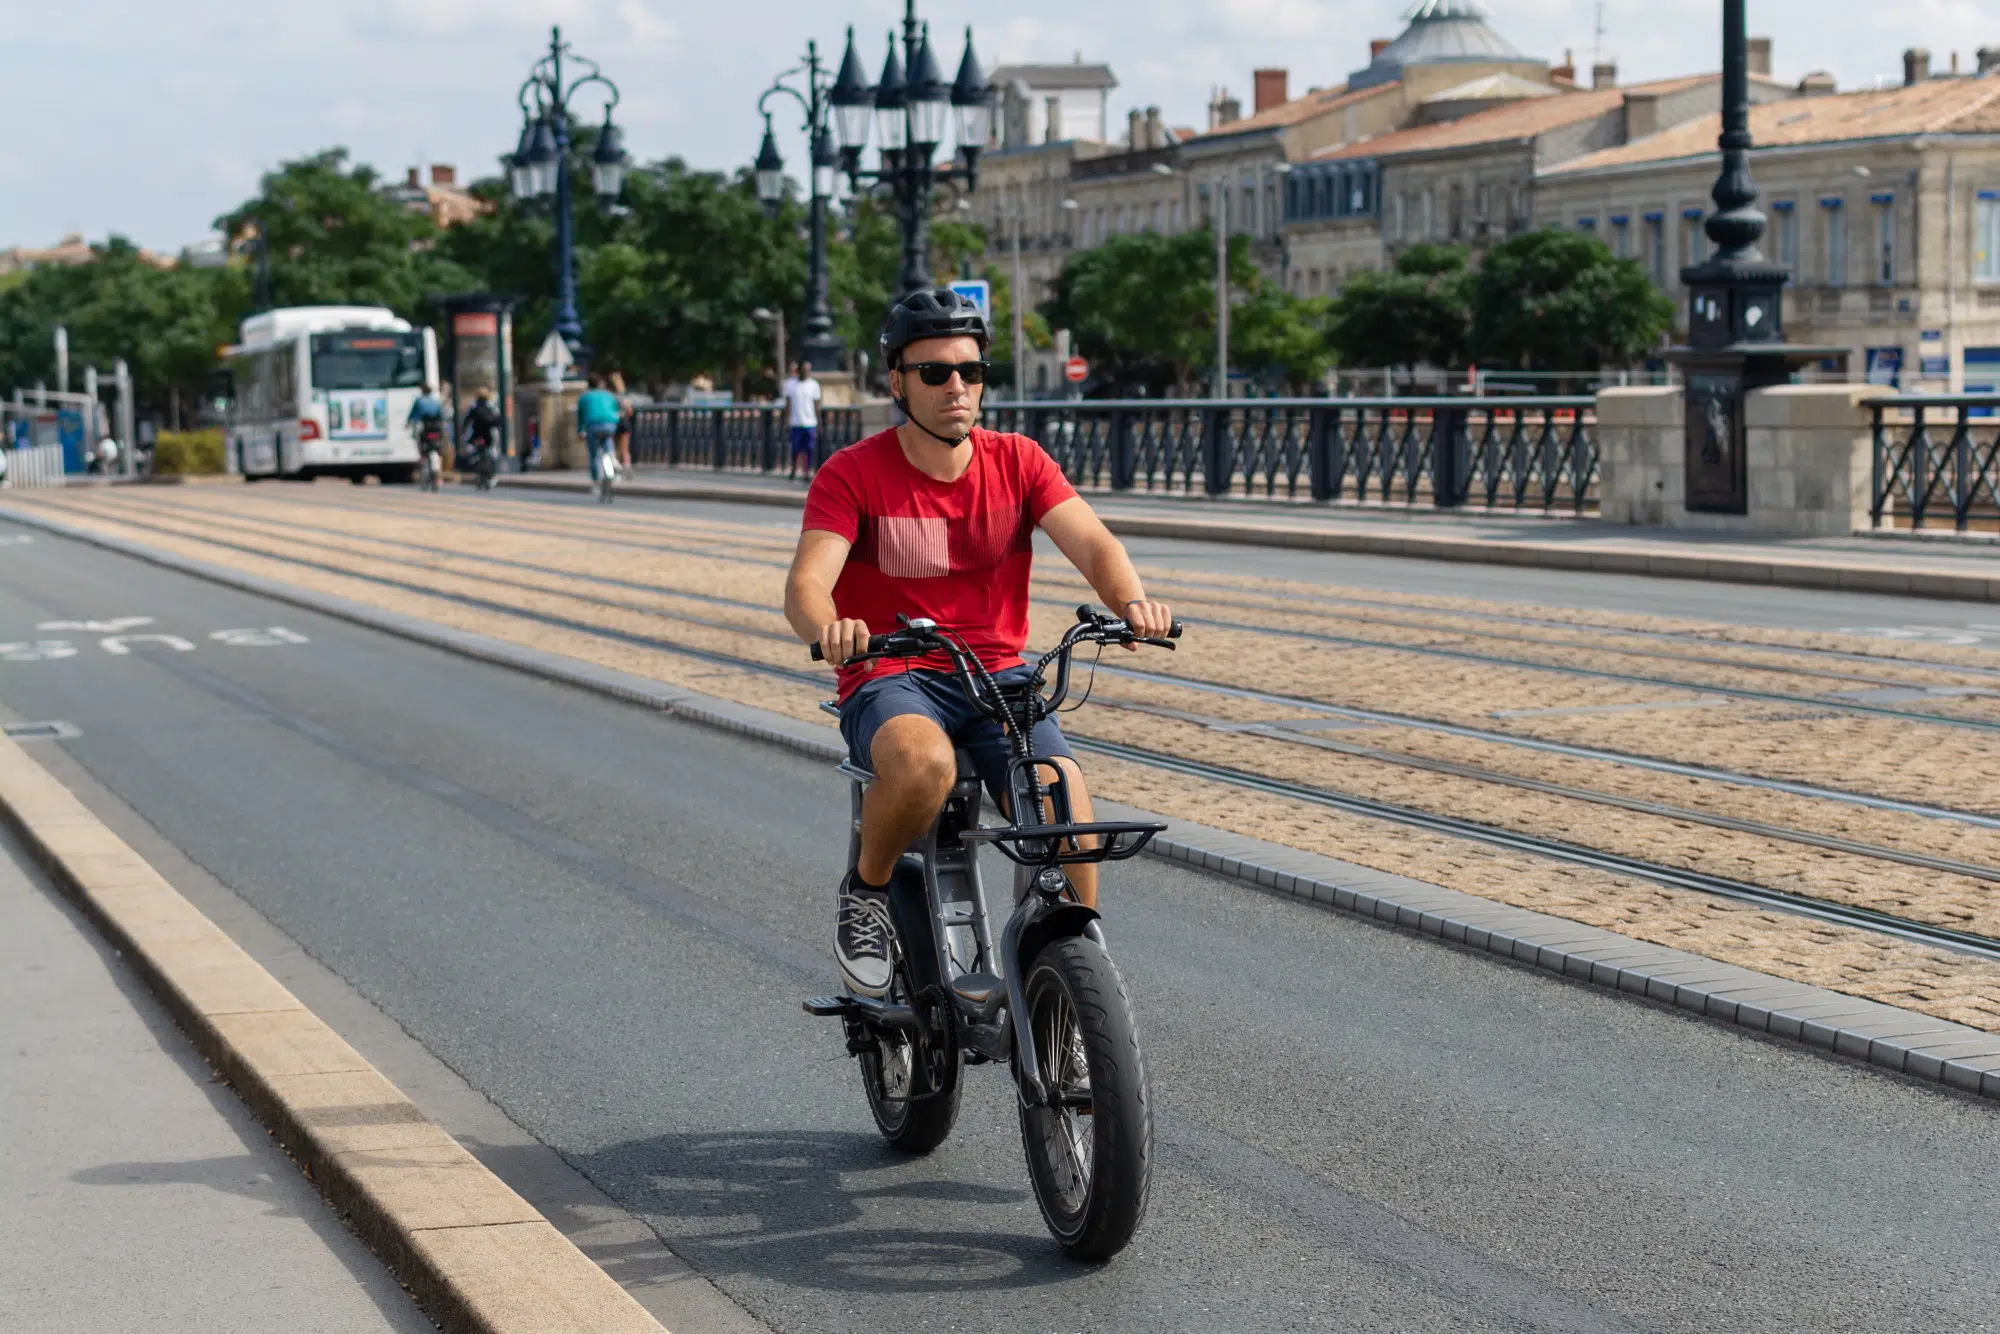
left=957, top=819, right=1165, bottom=867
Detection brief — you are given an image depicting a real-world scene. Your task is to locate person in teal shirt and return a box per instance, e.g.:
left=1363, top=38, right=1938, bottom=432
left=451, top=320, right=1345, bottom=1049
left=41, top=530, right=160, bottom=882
left=577, top=375, right=622, bottom=482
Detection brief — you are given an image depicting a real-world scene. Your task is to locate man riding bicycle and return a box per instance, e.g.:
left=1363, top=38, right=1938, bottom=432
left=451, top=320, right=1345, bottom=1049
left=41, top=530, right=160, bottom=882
left=577, top=374, right=622, bottom=482
left=407, top=383, right=446, bottom=432
left=783, top=289, right=1172, bottom=998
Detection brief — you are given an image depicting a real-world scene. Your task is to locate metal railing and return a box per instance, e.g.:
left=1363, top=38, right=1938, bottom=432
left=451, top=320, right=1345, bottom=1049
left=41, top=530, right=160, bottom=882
left=619, top=396, right=1599, bottom=512
left=982, top=397, right=1599, bottom=511
left=2, top=443, right=66, bottom=489
left=627, top=404, right=868, bottom=471
left=1868, top=395, right=2000, bottom=532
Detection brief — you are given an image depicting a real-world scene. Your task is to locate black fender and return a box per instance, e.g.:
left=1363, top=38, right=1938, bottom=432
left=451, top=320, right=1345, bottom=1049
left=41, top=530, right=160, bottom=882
left=1001, top=898, right=1102, bottom=1107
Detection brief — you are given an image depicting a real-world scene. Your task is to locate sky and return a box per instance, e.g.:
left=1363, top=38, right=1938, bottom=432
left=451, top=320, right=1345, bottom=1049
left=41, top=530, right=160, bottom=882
left=2, top=0, right=1988, bottom=253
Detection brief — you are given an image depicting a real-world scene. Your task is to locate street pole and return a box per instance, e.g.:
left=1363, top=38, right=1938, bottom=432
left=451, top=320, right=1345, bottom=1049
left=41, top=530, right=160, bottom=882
left=54, top=325, right=68, bottom=395
left=1010, top=208, right=1026, bottom=398
left=114, top=359, right=134, bottom=476
left=1214, top=180, right=1229, bottom=399
left=548, top=29, right=582, bottom=350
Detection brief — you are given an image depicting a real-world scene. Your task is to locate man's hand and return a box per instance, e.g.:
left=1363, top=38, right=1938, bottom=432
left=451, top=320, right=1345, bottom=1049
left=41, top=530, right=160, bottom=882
left=1120, top=598, right=1174, bottom=650
left=819, top=618, right=875, bottom=666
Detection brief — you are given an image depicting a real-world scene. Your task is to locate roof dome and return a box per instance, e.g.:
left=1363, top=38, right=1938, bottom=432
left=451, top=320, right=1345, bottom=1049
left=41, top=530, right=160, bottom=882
left=1349, top=0, right=1528, bottom=91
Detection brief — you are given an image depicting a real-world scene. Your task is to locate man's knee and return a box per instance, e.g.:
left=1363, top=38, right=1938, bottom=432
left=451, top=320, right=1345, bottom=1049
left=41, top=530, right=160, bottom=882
left=869, top=715, right=956, bottom=794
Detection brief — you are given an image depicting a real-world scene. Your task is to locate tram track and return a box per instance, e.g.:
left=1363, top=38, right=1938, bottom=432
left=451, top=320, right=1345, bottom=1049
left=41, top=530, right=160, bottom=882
left=20, top=494, right=2000, bottom=967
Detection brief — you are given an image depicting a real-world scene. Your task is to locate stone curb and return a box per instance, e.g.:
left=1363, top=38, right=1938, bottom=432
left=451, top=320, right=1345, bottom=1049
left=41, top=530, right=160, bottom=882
left=498, top=472, right=2000, bottom=604
left=0, top=739, right=667, bottom=1325
left=8, top=503, right=1999, bottom=1105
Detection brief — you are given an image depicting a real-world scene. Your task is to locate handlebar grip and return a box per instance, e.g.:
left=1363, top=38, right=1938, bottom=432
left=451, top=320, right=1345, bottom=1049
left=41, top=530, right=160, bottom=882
left=810, top=634, right=892, bottom=663
left=1168, top=620, right=1183, bottom=639
left=809, top=643, right=824, bottom=661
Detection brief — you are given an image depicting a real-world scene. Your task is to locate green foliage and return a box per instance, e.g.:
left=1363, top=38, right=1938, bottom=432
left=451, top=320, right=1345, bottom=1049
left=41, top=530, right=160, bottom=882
left=0, top=238, right=246, bottom=419
left=1326, top=244, right=1472, bottom=373
left=1234, top=288, right=1334, bottom=388
left=218, top=149, right=475, bottom=319
left=152, top=428, right=225, bottom=474
left=1468, top=230, right=1674, bottom=373
left=828, top=197, right=900, bottom=365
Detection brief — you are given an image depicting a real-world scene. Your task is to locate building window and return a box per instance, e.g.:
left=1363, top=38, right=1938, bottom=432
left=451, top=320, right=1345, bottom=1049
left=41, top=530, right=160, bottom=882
left=1683, top=209, right=1705, bottom=266
left=1308, top=269, right=1322, bottom=295
left=1644, top=213, right=1665, bottom=286
left=1576, top=216, right=1597, bottom=233
left=1394, top=192, right=1407, bottom=238
left=1609, top=215, right=1630, bottom=258
left=1978, top=192, right=2000, bottom=282
left=1422, top=188, right=1435, bottom=238
left=1821, top=197, right=1846, bottom=287
left=1873, top=194, right=1895, bottom=284
left=1774, top=201, right=1798, bottom=272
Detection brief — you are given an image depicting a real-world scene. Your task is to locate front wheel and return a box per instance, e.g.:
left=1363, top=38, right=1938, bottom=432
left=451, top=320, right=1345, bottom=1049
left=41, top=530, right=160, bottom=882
left=1018, top=935, right=1152, bottom=1261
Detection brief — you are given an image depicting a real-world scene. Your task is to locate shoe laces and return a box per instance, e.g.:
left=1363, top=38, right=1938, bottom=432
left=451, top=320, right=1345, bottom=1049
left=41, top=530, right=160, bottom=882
left=838, top=895, right=891, bottom=957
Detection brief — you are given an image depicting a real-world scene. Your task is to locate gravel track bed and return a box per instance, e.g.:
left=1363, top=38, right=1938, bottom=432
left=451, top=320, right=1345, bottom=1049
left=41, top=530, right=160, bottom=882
left=26, top=490, right=2000, bottom=1030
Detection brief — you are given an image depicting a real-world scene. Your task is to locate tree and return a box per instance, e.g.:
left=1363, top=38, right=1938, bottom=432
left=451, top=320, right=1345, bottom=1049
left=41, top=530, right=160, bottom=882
left=216, top=149, right=475, bottom=320
left=1468, top=230, right=1673, bottom=375
left=1233, top=287, right=1334, bottom=391
left=1326, top=243, right=1471, bottom=376
left=1042, top=227, right=1267, bottom=395
left=0, top=239, right=246, bottom=425
left=918, top=219, right=1048, bottom=390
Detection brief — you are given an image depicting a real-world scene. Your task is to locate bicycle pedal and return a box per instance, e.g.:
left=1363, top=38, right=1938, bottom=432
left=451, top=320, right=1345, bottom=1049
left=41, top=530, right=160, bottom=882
left=802, top=995, right=851, bottom=1017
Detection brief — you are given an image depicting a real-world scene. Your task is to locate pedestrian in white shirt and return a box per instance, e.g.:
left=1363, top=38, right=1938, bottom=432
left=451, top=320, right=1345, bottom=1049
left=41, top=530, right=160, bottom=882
left=781, top=361, right=822, bottom=480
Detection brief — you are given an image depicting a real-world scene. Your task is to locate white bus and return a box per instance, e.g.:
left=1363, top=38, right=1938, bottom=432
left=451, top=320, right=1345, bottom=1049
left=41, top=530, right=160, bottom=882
left=225, top=306, right=439, bottom=483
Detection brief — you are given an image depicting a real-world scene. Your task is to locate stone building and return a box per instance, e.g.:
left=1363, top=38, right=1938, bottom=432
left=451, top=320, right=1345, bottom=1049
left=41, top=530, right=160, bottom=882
left=1537, top=62, right=2000, bottom=386
left=1285, top=58, right=1797, bottom=295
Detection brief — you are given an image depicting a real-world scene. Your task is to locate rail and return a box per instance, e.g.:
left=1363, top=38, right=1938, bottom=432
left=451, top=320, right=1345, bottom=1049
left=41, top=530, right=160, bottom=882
left=983, top=397, right=1598, bottom=511
left=2, top=442, right=67, bottom=489
left=1867, top=394, right=2000, bottom=533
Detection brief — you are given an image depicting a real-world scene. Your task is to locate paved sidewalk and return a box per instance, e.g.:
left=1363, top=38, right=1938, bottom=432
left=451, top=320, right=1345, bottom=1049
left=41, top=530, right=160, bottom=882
left=502, top=467, right=2000, bottom=600
left=0, top=830, right=431, bottom=1334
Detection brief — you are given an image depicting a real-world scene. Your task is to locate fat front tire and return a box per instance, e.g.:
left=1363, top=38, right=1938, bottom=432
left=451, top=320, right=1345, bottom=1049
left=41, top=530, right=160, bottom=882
left=1019, top=935, right=1152, bottom=1261
left=859, top=969, right=961, bottom=1153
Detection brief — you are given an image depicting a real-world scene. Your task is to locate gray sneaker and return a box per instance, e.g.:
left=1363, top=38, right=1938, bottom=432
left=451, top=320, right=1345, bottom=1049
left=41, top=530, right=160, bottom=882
left=834, top=874, right=895, bottom=998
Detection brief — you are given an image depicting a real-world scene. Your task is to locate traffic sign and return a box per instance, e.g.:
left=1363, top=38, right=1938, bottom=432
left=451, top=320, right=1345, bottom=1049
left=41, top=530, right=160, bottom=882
left=533, top=330, right=575, bottom=372
left=1064, top=356, right=1089, bottom=383
left=948, top=278, right=991, bottom=319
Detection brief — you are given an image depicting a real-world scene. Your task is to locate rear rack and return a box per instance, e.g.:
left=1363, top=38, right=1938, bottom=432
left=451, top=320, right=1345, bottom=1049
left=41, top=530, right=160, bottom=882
left=957, top=819, right=1164, bottom=866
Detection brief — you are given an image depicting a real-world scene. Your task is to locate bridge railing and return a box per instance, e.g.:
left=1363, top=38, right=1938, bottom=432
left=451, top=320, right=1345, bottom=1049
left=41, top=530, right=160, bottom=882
left=1867, top=394, right=2000, bottom=533
left=623, top=396, right=1598, bottom=512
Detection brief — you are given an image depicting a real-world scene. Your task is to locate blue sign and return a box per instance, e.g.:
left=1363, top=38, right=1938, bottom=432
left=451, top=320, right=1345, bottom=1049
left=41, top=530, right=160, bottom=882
left=948, top=279, right=991, bottom=320
left=1864, top=347, right=1903, bottom=387
left=57, top=408, right=85, bottom=473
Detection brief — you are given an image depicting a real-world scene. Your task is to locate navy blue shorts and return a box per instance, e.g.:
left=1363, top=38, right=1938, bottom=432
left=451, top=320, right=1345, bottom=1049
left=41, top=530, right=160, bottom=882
left=839, top=665, right=1074, bottom=807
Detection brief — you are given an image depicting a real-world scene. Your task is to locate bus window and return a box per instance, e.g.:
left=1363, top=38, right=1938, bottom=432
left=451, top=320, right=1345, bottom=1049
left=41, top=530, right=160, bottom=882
left=311, top=332, right=425, bottom=391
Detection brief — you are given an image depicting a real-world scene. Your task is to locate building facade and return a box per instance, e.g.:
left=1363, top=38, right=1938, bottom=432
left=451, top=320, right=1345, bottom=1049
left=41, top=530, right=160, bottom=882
left=1538, top=69, right=2000, bottom=386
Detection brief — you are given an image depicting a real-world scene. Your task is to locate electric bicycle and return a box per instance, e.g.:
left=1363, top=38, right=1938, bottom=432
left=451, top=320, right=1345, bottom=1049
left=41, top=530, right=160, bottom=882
left=806, top=607, right=1181, bottom=1260
left=417, top=420, right=445, bottom=491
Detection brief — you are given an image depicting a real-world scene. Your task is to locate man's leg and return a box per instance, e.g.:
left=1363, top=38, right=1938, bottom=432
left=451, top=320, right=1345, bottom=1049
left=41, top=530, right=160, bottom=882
left=856, top=714, right=957, bottom=885
left=1048, top=757, right=1102, bottom=909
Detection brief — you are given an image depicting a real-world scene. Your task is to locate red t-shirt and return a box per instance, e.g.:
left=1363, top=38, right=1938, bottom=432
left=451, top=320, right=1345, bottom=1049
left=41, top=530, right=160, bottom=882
left=803, top=427, right=1078, bottom=699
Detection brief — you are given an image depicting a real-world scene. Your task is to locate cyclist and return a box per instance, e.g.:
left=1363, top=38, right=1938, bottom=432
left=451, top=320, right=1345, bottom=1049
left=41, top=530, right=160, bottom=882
left=577, top=374, right=622, bottom=486
left=783, top=288, right=1172, bottom=997
left=406, top=383, right=446, bottom=432
left=462, top=388, right=502, bottom=478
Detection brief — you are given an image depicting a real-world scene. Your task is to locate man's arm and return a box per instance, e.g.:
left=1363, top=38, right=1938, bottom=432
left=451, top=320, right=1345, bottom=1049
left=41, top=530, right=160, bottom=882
left=785, top=528, right=872, bottom=664
left=1038, top=497, right=1174, bottom=641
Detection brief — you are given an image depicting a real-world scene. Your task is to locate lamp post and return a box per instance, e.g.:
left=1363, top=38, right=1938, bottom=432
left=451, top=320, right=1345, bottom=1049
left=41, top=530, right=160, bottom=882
left=753, top=45, right=844, bottom=371
left=508, top=26, right=628, bottom=357
left=761, top=2, right=991, bottom=318
left=1672, top=0, right=1834, bottom=514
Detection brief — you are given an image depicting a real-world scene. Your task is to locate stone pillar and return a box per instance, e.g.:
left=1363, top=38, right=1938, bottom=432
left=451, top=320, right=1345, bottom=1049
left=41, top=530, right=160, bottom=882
left=1596, top=383, right=1874, bottom=533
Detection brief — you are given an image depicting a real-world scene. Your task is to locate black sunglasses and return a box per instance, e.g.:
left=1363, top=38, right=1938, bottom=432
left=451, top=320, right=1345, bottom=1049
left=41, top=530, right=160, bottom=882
left=902, top=360, right=989, bottom=387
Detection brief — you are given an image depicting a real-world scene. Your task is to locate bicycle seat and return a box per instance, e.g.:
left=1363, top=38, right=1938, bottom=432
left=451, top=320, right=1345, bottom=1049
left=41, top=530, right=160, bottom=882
left=951, top=971, right=1005, bottom=1023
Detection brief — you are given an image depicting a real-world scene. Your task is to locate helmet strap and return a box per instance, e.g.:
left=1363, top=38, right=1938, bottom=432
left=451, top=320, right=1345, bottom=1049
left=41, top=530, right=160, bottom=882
left=893, top=394, right=976, bottom=449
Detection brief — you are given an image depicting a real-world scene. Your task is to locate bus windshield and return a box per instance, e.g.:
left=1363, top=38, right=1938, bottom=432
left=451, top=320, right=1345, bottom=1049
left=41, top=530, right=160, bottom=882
left=311, top=332, right=425, bottom=391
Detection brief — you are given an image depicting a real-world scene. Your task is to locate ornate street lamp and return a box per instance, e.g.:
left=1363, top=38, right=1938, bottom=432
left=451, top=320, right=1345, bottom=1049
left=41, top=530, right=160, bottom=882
left=754, top=117, right=787, bottom=214
left=508, top=26, right=625, bottom=354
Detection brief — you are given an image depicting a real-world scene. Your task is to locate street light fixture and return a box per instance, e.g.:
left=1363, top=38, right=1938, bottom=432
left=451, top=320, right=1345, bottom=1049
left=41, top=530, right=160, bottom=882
left=873, top=35, right=908, bottom=154
left=754, top=116, right=787, bottom=214
left=951, top=29, right=993, bottom=155
left=507, top=25, right=624, bottom=353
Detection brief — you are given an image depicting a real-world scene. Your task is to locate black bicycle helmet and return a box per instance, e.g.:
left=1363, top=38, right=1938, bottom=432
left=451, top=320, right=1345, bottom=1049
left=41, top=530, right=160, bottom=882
left=879, top=287, right=991, bottom=367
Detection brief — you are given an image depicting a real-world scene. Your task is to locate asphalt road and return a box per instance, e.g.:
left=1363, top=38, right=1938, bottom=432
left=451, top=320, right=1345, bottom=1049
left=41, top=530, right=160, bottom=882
left=3, top=510, right=1998, bottom=1334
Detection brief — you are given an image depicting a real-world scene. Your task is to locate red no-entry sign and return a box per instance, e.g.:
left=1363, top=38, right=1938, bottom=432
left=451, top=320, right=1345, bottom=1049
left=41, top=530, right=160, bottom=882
left=1064, top=356, right=1089, bottom=383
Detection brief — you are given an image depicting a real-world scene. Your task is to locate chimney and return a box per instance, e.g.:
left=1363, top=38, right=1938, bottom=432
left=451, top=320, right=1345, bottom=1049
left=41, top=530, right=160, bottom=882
left=405, top=166, right=421, bottom=187
left=1981, top=47, right=2000, bottom=75
left=1798, top=70, right=1837, bottom=94
left=1128, top=107, right=1144, bottom=147
left=1592, top=60, right=1617, bottom=89
left=1208, top=86, right=1242, bottom=129
left=1622, top=90, right=1661, bottom=140
left=1144, top=105, right=1165, bottom=149
left=1951, top=51, right=1961, bottom=75
left=429, top=164, right=456, bottom=187
left=1746, top=37, right=1771, bottom=77
left=1552, top=48, right=1576, bottom=85
left=1254, top=68, right=1289, bottom=114
left=1369, top=38, right=1391, bottom=59
left=1904, top=48, right=1931, bottom=85
left=1045, top=95, right=1062, bottom=142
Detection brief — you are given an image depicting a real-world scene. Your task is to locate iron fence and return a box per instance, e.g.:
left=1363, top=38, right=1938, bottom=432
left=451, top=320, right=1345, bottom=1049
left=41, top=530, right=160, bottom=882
left=627, top=404, right=868, bottom=471
left=1868, top=395, right=2000, bottom=533
left=982, top=397, right=1598, bottom=511
left=620, top=396, right=1597, bottom=512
